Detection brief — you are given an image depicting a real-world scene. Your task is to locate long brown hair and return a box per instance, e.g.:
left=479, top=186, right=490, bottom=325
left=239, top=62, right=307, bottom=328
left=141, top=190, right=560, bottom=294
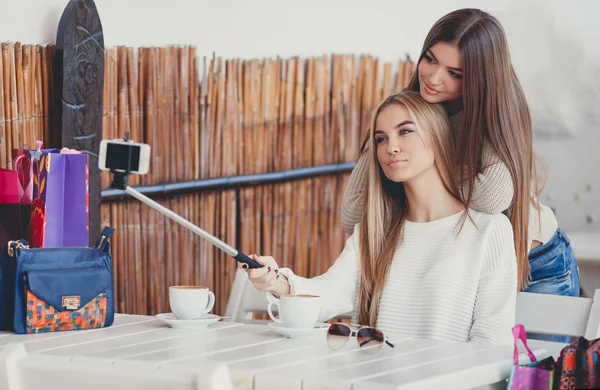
left=403, top=8, right=534, bottom=289
left=357, top=91, right=459, bottom=327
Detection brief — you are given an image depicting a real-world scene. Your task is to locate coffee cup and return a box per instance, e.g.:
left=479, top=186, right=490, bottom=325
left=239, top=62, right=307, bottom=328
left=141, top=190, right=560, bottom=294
left=267, top=293, right=321, bottom=329
left=169, top=286, right=215, bottom=320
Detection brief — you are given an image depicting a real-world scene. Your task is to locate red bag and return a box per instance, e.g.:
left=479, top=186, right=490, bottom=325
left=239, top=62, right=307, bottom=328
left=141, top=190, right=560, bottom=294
left=0, top=169, right=26, bottom=249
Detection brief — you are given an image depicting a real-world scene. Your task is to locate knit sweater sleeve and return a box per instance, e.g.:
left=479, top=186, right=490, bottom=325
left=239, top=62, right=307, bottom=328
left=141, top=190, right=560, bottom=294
left=340, top=153, right=368, bottom=235
left=460, top=142, right=514, bottom=214
left=469, top=215, right=518, bottom=345
left=278, top=225, right=360, bottom=323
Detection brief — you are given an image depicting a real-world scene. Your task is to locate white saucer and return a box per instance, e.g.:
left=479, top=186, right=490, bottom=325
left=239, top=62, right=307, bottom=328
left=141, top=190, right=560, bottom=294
left=155, top=313, right=221, bottom=329
left=267, top=322, right=330, bottom=339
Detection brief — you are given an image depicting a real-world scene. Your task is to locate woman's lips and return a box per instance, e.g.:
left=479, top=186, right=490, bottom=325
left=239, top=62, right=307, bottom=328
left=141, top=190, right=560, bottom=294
left=423, top=82, right=441, bottom=95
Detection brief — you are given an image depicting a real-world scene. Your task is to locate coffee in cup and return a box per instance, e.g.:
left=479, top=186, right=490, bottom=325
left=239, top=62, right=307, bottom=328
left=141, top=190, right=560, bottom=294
left=169, top=286, right=215, bottom=320
left=267, top=294, right=321, bottom=328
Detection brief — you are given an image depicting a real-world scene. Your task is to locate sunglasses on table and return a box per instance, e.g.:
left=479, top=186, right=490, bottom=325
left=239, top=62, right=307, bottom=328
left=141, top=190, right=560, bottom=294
left=326, top=323, right=395, bottom=355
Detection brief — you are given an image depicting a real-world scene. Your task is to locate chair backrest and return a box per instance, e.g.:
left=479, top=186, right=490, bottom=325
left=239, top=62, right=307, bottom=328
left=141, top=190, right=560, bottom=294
left=224, top=269, right=271, bottom=324
left=588, top=289, right=600, bottom=339
left=516, top=289, right=600, bottom=338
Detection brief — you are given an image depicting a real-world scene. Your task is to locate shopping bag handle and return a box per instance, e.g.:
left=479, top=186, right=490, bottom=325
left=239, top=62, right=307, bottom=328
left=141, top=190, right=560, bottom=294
left=512, top=324, right=538, bottom=365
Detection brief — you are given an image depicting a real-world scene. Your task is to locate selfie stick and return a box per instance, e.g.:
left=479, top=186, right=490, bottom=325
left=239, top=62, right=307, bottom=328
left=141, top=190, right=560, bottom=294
left=107, top=134, right=263, bottom=269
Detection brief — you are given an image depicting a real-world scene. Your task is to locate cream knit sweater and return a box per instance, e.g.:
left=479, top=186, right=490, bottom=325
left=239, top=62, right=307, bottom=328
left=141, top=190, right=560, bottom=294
left=281, top=210, right=517, bottom=345
left=340, top=111, right=558, bottom=249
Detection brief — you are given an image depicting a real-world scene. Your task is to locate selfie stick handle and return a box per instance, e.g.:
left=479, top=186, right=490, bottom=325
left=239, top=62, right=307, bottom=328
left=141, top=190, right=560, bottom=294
left=108, top=133, right=262, bottom=269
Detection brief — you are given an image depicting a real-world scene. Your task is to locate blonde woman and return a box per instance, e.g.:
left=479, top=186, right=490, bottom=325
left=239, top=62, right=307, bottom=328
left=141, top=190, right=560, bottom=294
left=241, top=91, right=517, bottom=345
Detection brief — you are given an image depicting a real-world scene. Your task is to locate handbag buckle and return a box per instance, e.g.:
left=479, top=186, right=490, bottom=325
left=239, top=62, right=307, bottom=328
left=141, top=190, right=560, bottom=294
left=7, top=241, right=29, bottom=257
left=62, top=296, right=81, bottom=310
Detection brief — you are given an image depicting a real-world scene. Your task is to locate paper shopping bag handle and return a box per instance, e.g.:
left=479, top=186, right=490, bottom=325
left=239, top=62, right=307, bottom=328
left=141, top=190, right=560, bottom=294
left=512, top=324, right=538, bottom=365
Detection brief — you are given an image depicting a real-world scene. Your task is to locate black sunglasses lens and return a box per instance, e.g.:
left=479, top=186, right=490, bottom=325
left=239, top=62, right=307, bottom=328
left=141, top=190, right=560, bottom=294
left=327, top=323, right=351, bottom=350
left=357, top=327, right=385, bottom=355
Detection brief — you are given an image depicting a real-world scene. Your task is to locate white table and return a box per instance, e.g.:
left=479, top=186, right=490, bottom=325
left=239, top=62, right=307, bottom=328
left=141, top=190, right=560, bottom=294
left=0, top=315, right=544, bottom=390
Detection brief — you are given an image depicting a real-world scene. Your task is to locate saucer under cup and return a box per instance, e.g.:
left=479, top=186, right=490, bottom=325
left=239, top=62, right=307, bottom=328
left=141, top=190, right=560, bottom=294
left=268, top=322, right=330, bottom=339
left=155, top=313, right=221, bottom=329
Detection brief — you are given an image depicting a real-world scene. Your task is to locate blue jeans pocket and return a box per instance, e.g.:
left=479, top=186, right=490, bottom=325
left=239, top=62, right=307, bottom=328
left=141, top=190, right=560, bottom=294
left=525, top=263, right=573, bottom=295
left=525, top=229, right=579, bottom=297
left=529, top=240, right=568, bottom=280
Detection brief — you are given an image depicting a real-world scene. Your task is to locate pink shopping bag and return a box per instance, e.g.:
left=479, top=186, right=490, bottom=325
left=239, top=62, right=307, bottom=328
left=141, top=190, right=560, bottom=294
left=507, top=324, right=556, bottom=389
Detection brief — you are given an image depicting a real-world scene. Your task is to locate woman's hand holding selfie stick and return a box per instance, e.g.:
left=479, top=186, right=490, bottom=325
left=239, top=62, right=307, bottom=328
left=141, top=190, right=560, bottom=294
left=239, top=254, right=291, bottom=297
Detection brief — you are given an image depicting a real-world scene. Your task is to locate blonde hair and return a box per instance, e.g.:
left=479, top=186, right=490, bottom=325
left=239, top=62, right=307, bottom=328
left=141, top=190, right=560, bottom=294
left=357, top=91, right=460, bottom=327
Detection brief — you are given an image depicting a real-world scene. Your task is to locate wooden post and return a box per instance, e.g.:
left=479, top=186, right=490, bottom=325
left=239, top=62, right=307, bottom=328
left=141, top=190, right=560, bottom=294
left=53, top=0, right=104, bottom=245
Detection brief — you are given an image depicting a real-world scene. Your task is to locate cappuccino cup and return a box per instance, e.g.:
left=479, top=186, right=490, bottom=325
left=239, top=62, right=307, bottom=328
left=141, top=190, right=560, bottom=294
left=169, top=286, right=215, bottom=320
left=267, top=293, right=321, bottom=329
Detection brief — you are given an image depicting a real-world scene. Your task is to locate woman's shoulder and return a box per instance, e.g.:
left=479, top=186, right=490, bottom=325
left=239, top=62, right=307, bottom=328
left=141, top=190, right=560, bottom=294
left=466, top=209, right=513, bottom=237
left=346, top=223, right=362, bottom=247
left=466, top=210, right=516, bottom=273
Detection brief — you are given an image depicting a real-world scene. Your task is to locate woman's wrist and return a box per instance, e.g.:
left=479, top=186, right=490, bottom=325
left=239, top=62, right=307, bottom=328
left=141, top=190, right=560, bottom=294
left=271, top=274, right=291, bottom=297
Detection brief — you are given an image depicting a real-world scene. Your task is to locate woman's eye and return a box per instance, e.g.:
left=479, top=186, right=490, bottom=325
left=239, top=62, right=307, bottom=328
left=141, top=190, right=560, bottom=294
left=449, top=71, right=463, bottom=80
left=424, top=54, right=434, bottom=64
left=399, top=129, right=413, bottom=136
left=375, top=137, right=386, bottom=144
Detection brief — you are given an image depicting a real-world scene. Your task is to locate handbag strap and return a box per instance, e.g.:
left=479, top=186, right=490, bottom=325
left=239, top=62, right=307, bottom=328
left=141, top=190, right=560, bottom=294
left=94, top=226, right=116, bottom=252
left=513, top=324, right=538, bottom=365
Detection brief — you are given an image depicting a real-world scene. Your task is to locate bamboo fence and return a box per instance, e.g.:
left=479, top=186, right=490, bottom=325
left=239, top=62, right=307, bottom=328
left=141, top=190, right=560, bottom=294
left=0, top=43, right=53, bottom=169
left=0, top=42, right=415, bottom=316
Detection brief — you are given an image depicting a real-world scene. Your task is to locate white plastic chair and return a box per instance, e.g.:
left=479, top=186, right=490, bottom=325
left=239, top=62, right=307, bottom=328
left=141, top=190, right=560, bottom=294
left=224, top=269, right=271, bottom=324
left=516, top=289, right=600, bottom=357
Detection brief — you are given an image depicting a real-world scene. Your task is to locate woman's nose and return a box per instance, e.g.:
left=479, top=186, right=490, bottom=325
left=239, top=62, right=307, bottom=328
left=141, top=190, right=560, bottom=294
left=428, top=67, right=443, bottom=86
left=387, top=140, right=400, bottom=154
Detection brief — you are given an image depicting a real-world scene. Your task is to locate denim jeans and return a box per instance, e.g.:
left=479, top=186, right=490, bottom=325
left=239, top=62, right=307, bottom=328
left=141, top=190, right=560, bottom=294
left=523, top=228, right=580, bottom=343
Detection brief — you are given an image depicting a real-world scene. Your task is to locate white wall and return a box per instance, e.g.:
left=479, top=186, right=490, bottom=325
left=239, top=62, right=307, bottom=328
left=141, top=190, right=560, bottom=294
left=1, top=0, right=598, bottom=233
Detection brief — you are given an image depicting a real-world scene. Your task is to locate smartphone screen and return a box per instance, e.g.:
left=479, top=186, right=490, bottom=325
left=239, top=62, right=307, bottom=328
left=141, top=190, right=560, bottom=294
left=105, top=143, right=141, bottom=171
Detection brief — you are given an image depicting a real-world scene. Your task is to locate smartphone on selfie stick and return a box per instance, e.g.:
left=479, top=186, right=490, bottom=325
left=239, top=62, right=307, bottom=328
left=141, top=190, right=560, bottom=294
left=99, top=133, right=262, bottom=269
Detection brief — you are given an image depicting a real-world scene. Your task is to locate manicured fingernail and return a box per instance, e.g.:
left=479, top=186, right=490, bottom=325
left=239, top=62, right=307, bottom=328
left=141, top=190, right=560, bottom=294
left=268, top=266, right=271, bottom=272
left=274, top=269, right=279, bottom=274
left=242, top=264, right=248, bottom=269
left=276, top=274, right=280, bottom=279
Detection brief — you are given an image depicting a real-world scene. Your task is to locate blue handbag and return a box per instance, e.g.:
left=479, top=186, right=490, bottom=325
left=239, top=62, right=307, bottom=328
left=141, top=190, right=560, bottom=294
left=0, top=226, right=115, bottom=334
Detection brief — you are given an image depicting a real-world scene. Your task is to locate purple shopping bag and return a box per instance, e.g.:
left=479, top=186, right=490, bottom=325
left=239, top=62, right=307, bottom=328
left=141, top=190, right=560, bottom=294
left=507, top=324, right=556, bottom=390
left=30, top=149, right=89, bottom=248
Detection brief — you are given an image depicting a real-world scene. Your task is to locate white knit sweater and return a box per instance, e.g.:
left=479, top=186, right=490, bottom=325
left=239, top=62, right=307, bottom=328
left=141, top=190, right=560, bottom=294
left=280, top=210, right=518, bottom=345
